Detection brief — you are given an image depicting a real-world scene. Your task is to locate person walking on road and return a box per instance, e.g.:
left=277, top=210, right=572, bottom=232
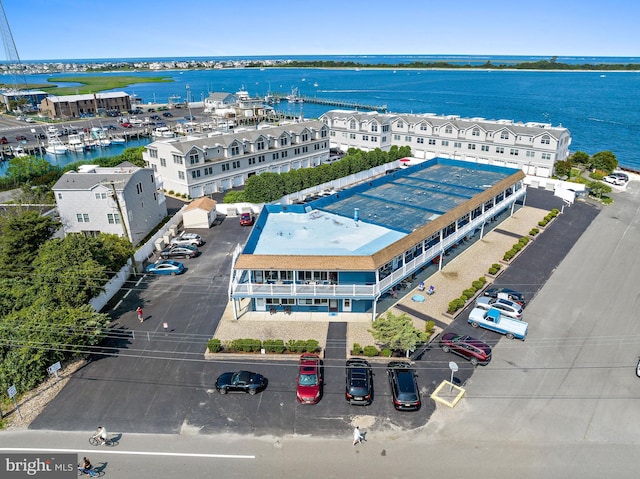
left=136, top=306, right=144, bottom=323
left=353, top=426, right=364, bottom=446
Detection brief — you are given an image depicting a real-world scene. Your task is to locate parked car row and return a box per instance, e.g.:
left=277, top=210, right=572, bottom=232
left=145, top=232, right=206, bottom=275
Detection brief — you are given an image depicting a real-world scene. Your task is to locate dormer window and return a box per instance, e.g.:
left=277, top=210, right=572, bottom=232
left=541, top=135, right=550, bottom=144
left=445, top=126, right=452, bottom=134
left=500, top=131, right=509, bottom=140
left=349, top=120, right=356, bottom=129
left=256, top=140, right=265, bottom=151
left=472, top=128, right=480, bottom=137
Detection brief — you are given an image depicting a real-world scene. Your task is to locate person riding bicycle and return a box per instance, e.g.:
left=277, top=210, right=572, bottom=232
left=79, top=457, right=93, bottom=476
left=93, top=425, right=108, bottom=445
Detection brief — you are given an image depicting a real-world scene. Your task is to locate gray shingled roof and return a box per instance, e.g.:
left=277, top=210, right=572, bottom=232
left=53, top=165, right=141, bottom=191
left=150, top=120, right=326, bottom=155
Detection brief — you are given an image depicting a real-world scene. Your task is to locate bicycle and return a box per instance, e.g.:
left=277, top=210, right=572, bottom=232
left=77, top=465, right=104, bottom=477
left=88, top=435, right=115, bottom=447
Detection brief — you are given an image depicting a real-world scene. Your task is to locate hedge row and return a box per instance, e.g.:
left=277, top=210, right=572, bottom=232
left=503, top=236, right=531, bottom=261
left=447, top=276, right=487, bottom=314
left=538, top=208, right=559, bottom=227
left=206, top=338, right=319, bottom=354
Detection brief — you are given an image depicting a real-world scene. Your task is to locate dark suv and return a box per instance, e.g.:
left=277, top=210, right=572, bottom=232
left=386, top=361, right=420, bottom=411
left=345, top=358, right=373, bottom=405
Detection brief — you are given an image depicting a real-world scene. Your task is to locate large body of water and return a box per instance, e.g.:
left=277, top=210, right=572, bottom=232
left=7, top=55, right=640, bottom=171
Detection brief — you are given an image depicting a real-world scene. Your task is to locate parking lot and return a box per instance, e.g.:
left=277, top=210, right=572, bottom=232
left=30, top=187, right=605, bottom=437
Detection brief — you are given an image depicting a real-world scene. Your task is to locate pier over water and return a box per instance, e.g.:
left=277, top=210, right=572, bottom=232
left=271, top=92, right=387, bottom=112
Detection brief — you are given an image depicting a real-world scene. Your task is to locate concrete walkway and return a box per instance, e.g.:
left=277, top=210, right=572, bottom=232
left=214, top=204, right=550, bottom=357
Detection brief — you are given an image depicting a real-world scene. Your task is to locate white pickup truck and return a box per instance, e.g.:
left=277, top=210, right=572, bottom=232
left=468, top=307, right=528, bottom=340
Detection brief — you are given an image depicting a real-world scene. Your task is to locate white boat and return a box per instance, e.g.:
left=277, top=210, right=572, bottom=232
left=67, top=133, right=87, bottom=152
left=12, top=146, right=27, bottom=157
left=45, top=135, right=68, bottom=155
left=152, top=126, right=175, bottom=138
left=313, top=82, right=319, bottom=87
left=111, top=136, right=126, bottom=144
left=90, top=127, right=108, bottom=140
left=287, top=87, right=303, bottom=103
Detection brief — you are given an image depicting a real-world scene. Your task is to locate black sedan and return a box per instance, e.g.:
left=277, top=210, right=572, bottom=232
left=483, top=287, right=526, bottom=306
left=215, top=371, right=267, bottom=395
left=160, top=245, right=199, bottom=259
left=345, top=358, right=373, bottom=405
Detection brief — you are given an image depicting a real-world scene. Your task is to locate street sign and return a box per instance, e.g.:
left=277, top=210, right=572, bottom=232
left=47, top=361, right=62, bottom=378
left=448, top=361, right=459, bottom=392
left=7, top=385, right=16, bottom=398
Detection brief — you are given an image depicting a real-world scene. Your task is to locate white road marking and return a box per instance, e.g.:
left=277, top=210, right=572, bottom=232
left=0, top=448, right=254, bottom=459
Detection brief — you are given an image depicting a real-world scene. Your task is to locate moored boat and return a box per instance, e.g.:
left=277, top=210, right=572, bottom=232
left=45, top=135, right=68, bottom=155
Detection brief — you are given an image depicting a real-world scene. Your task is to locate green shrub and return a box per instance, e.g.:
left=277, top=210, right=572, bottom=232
left=519, top=236, right=529, bottom=246
left=263, top=339, right=285, bottom=353
left=207, top=338, right=222, bottom=353
left=538, top=219, right=548, bottom=227
left=352, top=342, right=363, bottom=355
left=503, top=249, right=515, bottom=261
left=488, top=266, right=498, bottom=275
left=424, top=320, right=436, bottom=338
left=472, top=280, right=484, bottom=290
left=230, top=338, right=262, bottom=352
left=463, top=288, right=476, bottom=299
left=601, top=196, right=613, bottom=205
left=550, top=208, right=559, bottom=216
left=286, top=340, right=306, bottom=353
left=478, top=276, right=487, bottom=284
left=381, top=348, right=393, bottom=357
left=529, top=228, right=539, bottom=236
left=168, top=190, right=175, bottom=195
left=512, top=243, right=523, bottom=252
left=492, top=264, right=501, bottom=271
left=363, top=345, right=379, bottom=357
left=447, top=300, right=461, bottom=314
left=303, top=339, right=320, bottom=353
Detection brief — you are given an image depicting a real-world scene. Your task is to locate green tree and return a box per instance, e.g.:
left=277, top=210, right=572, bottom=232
left=587, top=180, right=612, bottom=199
left=553, top=159, right=572, bottom=178
left=590, top=151, right=618, bottom=174
left=29, top=234, right=108, bottom=308
left=5, top=156, right=57, bottom=183
left=569, top=151, right=590, bottom=166
left=368, top=311, right=429, bottom=357
left=0, top=210, right=59, bottom=270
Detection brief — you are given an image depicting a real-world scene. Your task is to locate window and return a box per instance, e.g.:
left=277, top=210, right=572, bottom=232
left=509, top=148, right=519, bottom=156
left=371, top=124, right=378, bottom=132
left=441, top=140, right=449, bottom=146
left=542, top=153, right=552, bottom=160
left=231, top=145, right=240, bottom=156
left=107, top=213, right=121, bottom=224
left=149, top=149, right=158, bottom=158
left=178, top=171, right=185, bottom=180
left=233, top=160, right=240, bottom=168
left=417, top=138, right=424, bottom=144
left=204, top=166, right=213, bottom=175
left=472, top=128, right=480, bottom=137
left=526, top=151, right=535, bottom=158
left=393, top=134, right=401, bottom=140
left=172, top=154, right=183, bottom=164
left=191, top=170, right=201, bottom=179
left=362, top=135, right=369, bottom=141
left=382, top=125, right=389, bottom=132
left=152, top=164, right=157, bottom=172
left=445, top=126, right=452, bottom=134
left=320, top=129, right=327, bottom=138
left=349, top=120, right=356, bottom=129
left=496, top=147, right=505, bottom=154
left=222, top=163, right=229, bottom=171
left=428, top=139, right=436, bottom=145
left=258, top=155, right=265, bottom=162
left=302, top=133, right=309, bottom=142
left=76, top=213, right=90, bottom=223
left=454, top=142, right=462, bottom=148
left=419, top=124, right=428, bottom=131
left=136, top=182, right=143, bottom=194
left=541, top=136, right=551, bottom=145
left=282, top=150, right=289, bottom=157
left=481, top=145, right=489, bottom=152
left=371, top=136, right=377, bottom=142
left=256, top=140, right=265, bottom=151
left=94, top=192, right=107, bottom=199
left=57, top=193, right=62, bottom=199
left=248, top=157, right=256, bottom=165
left=397, top=121, right=403, bottom=128
left=405, top=136, right=412, bottom=142
left=160, top=158, right=166, bottom=167
left=272, top=152, right=279, bottom=160
left=302, top=146, right=308, bottom=153
left=500, top=131, right=509, bottom=140
left=189, top=153, right=199, bottom=164
left=468, top=144, right=476, bottom=150
left=280, top=137, right=288, bottom=146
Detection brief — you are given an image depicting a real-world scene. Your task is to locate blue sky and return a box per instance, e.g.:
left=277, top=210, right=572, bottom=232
left=4, top=0, right=639, bottom=60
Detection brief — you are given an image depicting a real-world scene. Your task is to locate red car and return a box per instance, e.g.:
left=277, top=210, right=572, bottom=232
left=121, top=122, right=133, bottom=128
left=439, top=332, right=492, bottom=366
left=240, top=212, right=254, bottom=226
left=296, top=353, right=322, bottom=404
left=0, top=137, right=7, bottom=144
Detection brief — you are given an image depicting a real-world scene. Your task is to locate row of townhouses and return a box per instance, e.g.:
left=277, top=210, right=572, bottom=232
left=320, top=110, right=571, bottom=178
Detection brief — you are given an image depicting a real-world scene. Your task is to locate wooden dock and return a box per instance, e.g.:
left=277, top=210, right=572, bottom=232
left=271, top=93, right=387, bottom=112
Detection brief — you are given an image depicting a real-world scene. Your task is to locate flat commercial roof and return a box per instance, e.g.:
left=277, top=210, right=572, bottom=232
left=242, top=158, right=521, bottom=260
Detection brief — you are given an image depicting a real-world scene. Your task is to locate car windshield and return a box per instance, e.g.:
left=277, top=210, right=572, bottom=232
left=299, top=373, right=318, bottom=386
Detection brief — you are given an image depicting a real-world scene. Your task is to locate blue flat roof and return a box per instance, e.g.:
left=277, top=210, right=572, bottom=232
left=243, top=158, right=520, bottom=256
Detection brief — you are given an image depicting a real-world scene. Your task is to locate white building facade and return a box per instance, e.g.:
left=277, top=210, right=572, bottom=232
left=53, top=164, right=167, bottom=245
left=320, top=110, right=571, bottom=178
left=143, top=121, right=330, bottom=198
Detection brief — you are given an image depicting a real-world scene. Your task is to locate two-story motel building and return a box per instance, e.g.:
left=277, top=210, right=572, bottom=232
left=230, top=158, right=527, bottom=320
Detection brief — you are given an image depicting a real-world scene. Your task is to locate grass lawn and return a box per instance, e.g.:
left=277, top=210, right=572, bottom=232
left=1, top=75, right=173, bottom=96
